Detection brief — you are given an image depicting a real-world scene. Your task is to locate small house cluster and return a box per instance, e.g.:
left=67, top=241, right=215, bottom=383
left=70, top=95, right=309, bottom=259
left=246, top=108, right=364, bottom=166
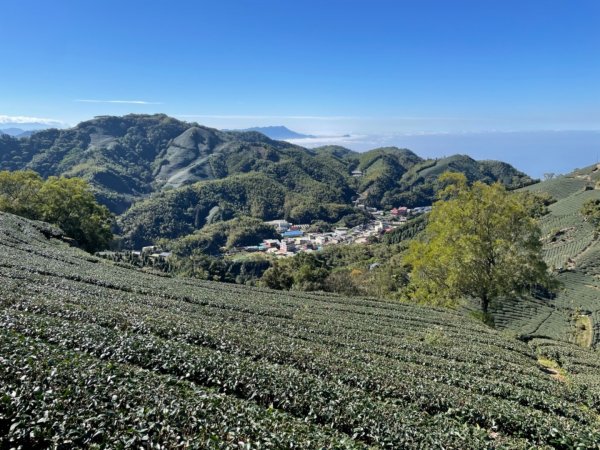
left=236, top=204, right=432, bottom=257
left=239, top=226, right=366, bottom=257
left=115, top=205, right=433, bottom=262
left=370, top=205, right=432, bottom=219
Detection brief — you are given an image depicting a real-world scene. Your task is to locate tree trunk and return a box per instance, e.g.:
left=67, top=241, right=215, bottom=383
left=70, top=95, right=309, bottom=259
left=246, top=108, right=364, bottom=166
left=481, top=294, right=489, bottom=315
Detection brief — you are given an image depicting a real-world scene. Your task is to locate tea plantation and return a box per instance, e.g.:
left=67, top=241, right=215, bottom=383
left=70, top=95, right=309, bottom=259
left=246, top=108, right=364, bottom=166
left=493, top=165, right=600, bottom=348
left=1, top=211, right=600, bottom=448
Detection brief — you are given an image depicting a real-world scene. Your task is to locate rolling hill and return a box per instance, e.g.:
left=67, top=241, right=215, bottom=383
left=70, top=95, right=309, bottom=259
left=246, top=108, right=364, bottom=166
left=0, top=114, right=534, bottom=245
left=0, top=128, right=35, bottom=138
left=1, top=210, right=600, bottom=448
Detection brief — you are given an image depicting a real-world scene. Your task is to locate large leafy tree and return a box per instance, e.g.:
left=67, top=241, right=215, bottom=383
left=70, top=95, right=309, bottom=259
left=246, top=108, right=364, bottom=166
left=0, top=170, right=113, bottom=252
left=0, top=170, right=44, bottom=217
left=404, top=172, right=553, bottom=314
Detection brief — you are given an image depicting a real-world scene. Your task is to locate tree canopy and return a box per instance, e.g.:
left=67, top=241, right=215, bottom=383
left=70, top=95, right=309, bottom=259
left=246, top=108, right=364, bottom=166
left=404, top=172, right=554, bottom=315
left=582, top=199, right=600, bottom=230
left=0, top=170, right=113, bottom=252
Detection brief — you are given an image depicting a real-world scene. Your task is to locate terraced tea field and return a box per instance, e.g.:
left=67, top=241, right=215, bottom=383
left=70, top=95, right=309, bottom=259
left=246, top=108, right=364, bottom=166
left=521, top=176, right=588, bottom=202
left=494, top=168, right=600, bottom=347
left=1, top=212, right=600, bottom=448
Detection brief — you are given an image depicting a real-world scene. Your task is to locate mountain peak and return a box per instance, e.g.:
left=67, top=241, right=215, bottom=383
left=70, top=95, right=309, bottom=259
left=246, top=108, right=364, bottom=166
left=236, top=126, right=315, bottom=140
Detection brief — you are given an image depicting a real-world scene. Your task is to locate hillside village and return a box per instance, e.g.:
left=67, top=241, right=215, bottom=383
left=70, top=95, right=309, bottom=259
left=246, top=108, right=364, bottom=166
left=113, top=205, right=432, bottom=263
left=250, top=205, right=432, bottom=257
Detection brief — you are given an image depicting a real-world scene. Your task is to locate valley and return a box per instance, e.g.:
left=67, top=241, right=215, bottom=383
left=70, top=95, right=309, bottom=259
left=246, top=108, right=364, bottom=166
left=0, top=114, right=534, bottom=248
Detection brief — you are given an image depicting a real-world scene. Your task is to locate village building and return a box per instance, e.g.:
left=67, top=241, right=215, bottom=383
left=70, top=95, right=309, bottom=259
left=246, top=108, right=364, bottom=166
left=282, top=229, right=303, bottom=238
left=391, top=206, right=408, bottom=217
left=334, top=227, right=349, bottom=236
left=265, top=219, right=291, bottom=232
left=262, top=239, right=280, bottom=249
left=149, top=251, right=172, bottom=261
left=315, top=235, right=329, bottom=246
left=280, top=240, right=296, bottom=253
left=142, top=245, right=160, bottom=255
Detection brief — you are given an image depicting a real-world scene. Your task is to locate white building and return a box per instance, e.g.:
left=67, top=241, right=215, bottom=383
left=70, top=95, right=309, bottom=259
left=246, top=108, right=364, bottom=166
left=334, top=227, right=349, bottom=236
left=265, top=220, right=291, bottom=232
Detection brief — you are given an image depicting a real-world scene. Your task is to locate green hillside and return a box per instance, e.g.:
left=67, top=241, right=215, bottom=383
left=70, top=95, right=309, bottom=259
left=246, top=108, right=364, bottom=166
left=364, top=154, right=535, bottom=209
left=119, top=173, right=287, bottom=247
left=314, top=146, right=535, bottom=209
left=0, top=115, right=355, bottom=214
left=1, top=211, right=600, bottom=448
left=492, top=165, right=600, bottom=348
left=0, top=115, right=532, bottom=223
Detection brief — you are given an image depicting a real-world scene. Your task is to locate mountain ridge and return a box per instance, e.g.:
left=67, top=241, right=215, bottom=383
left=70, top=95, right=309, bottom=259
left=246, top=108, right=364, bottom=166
left=0, top=114, right=535, bottom=245
left=0, top=127, right=37, bottom=138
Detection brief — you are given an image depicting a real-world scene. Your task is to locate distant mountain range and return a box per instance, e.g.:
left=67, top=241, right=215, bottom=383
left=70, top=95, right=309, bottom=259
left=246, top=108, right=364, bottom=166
left=0, top=114, right=535, bottom=247
left=0, top=128, right=36, bottom=138
left=235, top=126, right=315, bottom=140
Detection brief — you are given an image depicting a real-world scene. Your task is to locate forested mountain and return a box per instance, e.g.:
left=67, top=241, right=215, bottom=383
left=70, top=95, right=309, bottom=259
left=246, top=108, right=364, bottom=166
left=0, top=114, right=535, bottom=246
left=317, top=145, right=534, bottom=206
left=0, top=115, right=357, bottom=214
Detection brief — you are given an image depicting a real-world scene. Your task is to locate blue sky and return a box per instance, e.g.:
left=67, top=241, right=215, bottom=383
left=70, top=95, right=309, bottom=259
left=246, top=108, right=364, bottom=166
left=1, top=0, right=599, bottom=174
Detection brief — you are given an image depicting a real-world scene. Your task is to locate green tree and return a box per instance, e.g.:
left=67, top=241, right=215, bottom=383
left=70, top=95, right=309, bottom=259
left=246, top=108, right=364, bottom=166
left=0, top=170, right=44, bottom=217
left=0, top=170, right=113, bottom=252
left=261, top=262, right=294, bottom=290
left=582, top=199, right=600, bottom=229
left=404, top=172, right=554, bottom=315
left=38, top=177, right=113, bottom=252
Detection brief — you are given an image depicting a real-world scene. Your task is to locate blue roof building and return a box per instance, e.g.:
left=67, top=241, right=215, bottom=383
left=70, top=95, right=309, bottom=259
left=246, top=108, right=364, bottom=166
left=282, top=230, right=304, bottom=238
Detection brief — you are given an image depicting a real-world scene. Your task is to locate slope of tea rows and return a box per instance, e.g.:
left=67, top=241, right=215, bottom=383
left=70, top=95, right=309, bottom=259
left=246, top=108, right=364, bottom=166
left=1, top=212, right=600, bottom=448
left=494, top=169, right=600, bottom=347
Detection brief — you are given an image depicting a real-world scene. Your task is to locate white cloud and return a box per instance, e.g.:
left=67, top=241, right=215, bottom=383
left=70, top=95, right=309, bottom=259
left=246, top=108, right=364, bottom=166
left=176, top=114, right=472, bottom=121
left=286, top=134, right=368, bottom=146
left=0, top=115, right=65, bottom=126
left=75, top=99, right=162, bottom=105
left=176, top=114, right=360, bottom=121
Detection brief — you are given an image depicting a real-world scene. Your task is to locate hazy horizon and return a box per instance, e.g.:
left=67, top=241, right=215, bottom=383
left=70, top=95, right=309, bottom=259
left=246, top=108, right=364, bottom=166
left=2, top=117, right=598, bottom=178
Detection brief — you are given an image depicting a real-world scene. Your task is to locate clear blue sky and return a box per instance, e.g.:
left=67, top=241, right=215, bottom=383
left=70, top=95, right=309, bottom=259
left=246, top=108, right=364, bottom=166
left=1, top=0, right=599, bottom=140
